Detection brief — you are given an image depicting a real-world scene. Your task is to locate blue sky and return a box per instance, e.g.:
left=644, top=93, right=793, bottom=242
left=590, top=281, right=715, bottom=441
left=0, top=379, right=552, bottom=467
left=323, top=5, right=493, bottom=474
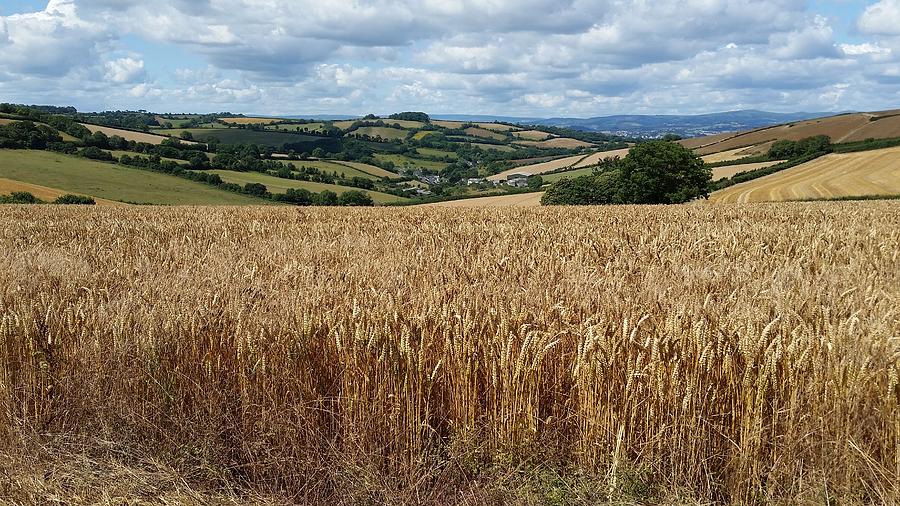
left=1, top=0, right=899, bottom=117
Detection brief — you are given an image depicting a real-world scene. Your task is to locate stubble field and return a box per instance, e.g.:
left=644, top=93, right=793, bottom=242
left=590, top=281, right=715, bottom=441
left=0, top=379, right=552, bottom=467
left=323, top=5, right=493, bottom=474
left=0, top=203, right=897, bottom=504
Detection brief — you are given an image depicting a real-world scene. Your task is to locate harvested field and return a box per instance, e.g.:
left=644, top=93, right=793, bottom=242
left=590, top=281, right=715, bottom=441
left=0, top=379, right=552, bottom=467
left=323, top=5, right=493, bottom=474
left=574, top=148, right=632, bottom=167
left=464, top=127, right=507, bottom=141
left=203, top=169, right=407, bottom=204
left=1, top=203, right=897, bottom=504
left=678, top=132, right=737, bottom=149
left=0, top=177, right=122, bottom=205
left=709, top=145, right=900, bottom=203
left=711, top=160, right=786, bottom=180
left=80, top=124, right=195, bottom=146
left=840, top=114, right=900, bottom=143
left=333, top=161, right=402, bottom=179
left=287, top=160, right=380, bottom=180
left=513, top=130, right=552, bottom=141
left=476, top=122, right=519, bottom=132
left=701, top=146, right=764, bottom=164
left=423, top=192, right=544, bottom=207
left=488, top=154, right=586, bottom=181
left=219, top=117, right=282, bottom=125
left=0, top=119, right=16, bottom=125
left=515, top=137, right=594, bottom=149
left=432, top=120, right=464, bottom=129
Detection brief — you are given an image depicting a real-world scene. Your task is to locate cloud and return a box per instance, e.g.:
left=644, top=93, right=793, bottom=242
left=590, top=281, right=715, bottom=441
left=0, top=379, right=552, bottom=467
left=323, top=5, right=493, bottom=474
left=858, top=0, right=900, bottom=36
left=105, top=57, right=145, bottom=83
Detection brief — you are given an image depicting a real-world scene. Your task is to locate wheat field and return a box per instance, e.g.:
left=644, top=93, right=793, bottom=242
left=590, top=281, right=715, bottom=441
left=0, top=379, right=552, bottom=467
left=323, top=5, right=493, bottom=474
left=710, top=146, right=900, bottom=203
left=0, top=204, right=898, bottom=504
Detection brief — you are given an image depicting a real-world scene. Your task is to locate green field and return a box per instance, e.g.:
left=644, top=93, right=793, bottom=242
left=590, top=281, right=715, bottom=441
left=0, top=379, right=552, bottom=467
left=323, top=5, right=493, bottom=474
left=287, top=160, right=379, bottom=180
left=416, top=148, right=458, bottom=159
left=0, top=150, right=268, bottom=205
left=107, top=150, right=187, bottom=165
left=349, top=127, right=409, bottom=140
left=266, top=122, right=325, bottom=133
left=374, top=153, right=449, bottom=171
left=154, top=116, right=195, bottom=128
left=202, top=170, right=408, bottom=204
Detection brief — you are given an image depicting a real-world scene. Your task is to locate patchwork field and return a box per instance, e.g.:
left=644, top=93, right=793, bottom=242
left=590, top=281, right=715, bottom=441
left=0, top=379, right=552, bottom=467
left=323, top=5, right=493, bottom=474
left=488, top=154, right=586, bottom=181
left=0, top=150, right=265, bottom=205
left=203, top=169, right=407, bottom=204
left=415, top=148, right=458, bottom=160
left=2, top=203, right=897, bottom=504
left=287, top=160, right=380, bottom=180
left=374, top=153, right=448, bottom=171
left=709, top=145, right=900, bottom=203
left=157, top=128, right=329, bottom=149
left=335, top=161, right=402, bottom=179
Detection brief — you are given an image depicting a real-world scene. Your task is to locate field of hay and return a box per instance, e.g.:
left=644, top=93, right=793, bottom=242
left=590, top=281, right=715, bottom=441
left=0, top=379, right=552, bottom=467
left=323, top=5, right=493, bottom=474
left=574, top=148, right=632, bottom=167
left=374, top=153, right=448, bottom=171
left=423, top=192, right=544, bottom=207
left=80, top=124, right=185, bottom=146
left=488, top=154, right=586, bottom=181
left=701, top=145, right=768, bottom=164
left=0, top=177, right=121, bottom=205
left=513, top=130, right=552, bottom=141
left=287, top=160, right=381, bottom=181
left=335, top=161, right=402, bottom=179
left=710, top=145, right=900, bottom=203
left=0, top=150, right=264, bottom=205
left=711, top=160, right=786, bottom=181
left=0, top=203, right=897, bottom=504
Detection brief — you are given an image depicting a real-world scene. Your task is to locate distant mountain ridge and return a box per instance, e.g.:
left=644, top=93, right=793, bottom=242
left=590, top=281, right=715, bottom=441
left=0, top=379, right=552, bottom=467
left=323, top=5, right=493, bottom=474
left=431, top=110, right=841, bottom=138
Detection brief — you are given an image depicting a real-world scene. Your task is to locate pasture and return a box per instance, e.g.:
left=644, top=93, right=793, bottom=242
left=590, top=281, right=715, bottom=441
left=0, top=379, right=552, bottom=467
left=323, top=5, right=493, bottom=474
left=335, top=161, right=403, bottom=179
left=80, top=124, right=187, bottom=145
left=463, top=127, right=507, bottom=141
left=514, top=137, right=594, bottom=149
left=349, top=126, right=409, bottom=140
left=203, top=169, right=407, bottom=204
left=287, top=160, right=381, bottom=180
left=709, top=145, right=900, bottom=202
left=0, top=150, right=265, bottom=205
left=0, top=177, right=121, bottom=205
left=1, top=203, right=896, bottom=504
left=374, top=153, right=449, bottom=171
left=219, top=117, right=282, bottom=125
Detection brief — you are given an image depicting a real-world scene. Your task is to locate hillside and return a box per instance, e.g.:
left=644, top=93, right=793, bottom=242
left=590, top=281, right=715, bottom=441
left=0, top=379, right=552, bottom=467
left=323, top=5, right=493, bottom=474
left=709, top=145, right=900, bottom=203
left=0, top=150, right=268, bottom=205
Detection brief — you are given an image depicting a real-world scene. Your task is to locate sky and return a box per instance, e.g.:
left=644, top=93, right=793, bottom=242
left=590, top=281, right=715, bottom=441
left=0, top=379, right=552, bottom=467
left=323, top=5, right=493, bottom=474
left=1, top=0, right=899, bottom=117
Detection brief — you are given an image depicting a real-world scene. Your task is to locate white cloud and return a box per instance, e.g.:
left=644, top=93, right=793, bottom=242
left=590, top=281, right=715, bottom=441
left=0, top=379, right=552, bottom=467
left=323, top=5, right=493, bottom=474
left=840, top=43, right=891, bottom=56
left=105, top=57, right=145, bottom=83
left=858, top=0, right=900, bottom=36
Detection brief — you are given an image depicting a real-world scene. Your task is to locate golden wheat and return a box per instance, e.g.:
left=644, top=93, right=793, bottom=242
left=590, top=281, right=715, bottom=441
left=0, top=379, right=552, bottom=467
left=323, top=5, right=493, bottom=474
left=0, top=202, right=897, bottom=504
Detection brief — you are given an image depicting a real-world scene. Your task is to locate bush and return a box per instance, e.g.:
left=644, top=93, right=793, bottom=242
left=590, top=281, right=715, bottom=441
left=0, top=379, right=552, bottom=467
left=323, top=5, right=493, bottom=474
left=338, top=190, right=375, bottom=207
left=53, top=194, right=96, bottom=205
left=0, top=191, right=42, bottom=204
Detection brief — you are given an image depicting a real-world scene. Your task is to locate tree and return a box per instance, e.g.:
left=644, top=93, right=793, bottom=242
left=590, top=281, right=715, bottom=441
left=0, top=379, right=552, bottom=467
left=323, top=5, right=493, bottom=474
left=311, top=147, right=325, bottom=159
left=53, top=194, right=96, bottom=205
left=527, top=175, right=544, bottom=190
left=617, top=141, right=710, bottom=204
left=243, top=182, right=268, bottom=196
left=315, top=190, right=338, bottom=206
left=180, top=130, right=194, bottom=141
left=338, top=190, right=374, bottom=206
left=541, top=142, right=711, bottom=206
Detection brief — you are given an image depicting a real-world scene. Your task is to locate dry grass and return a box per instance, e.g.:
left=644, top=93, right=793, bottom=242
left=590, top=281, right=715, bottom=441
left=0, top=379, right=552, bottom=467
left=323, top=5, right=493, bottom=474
left=0, top=178, right=122, bottom=206
left=0, top=203, right=898, bottom=504
left=711, top=161, right=786, bottom=181
left=423, top=192, right=544, bottom=207
left=487, top=154, right=586, bottom=181
left=710, top=146, right=900, bottom=202
left=80, top=124, right=199, bottom=146
left=513, top=130, right=553, bottom=141
left=464, top=127, right=507, bottom=141
left=574, top=148, right=632, bottom=167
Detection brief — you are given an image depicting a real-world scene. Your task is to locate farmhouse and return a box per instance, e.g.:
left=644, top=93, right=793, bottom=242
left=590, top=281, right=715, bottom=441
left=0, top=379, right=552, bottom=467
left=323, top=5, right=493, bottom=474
left=505, top=174, right=529, bottom=187
left=466, top=178, right=487, bottom=185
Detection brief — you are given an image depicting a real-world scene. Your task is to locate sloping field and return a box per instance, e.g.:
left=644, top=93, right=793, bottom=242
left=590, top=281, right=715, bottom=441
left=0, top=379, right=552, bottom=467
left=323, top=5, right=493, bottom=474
left=0, top=150, right=264, bottom=205
left=432, top=120, right=464, bottom=129
left=157, top=128, right=328, bottom=149
left=470, top=143, right=516, bottom=152
left=374, top=154, right=448, bottom=171
left=488, top=154, right=586, bottom=181
left=709, top=146, right=900, bottom=203
left=515, top=138, right=594, bottom=149
left=711, top=161, right=786, bottom=181
left=0, top=177, right=122, bottom=205
left=219, top=117, right=282, bottom=125
left=477, top=123, right=519, bottom=132
left=423, top=192, right=544, bottom=207
left=464, top=127, right=506, bottom=141
left=416, top=148, right=458, bottom=159
left=287, top=160, right=379, bottom=180
left=80, top=124, right=190, bottom=145
left=0, top=119, right=16, bottom=125
left=678, top=132, right=737, bottom=149
left=349, top=127, right=408, bottom=140
left=204, top=170, right=407, bottom=204
left=336, top=161, right=402, bottom=179
left=689, top=112, right=900, bottom=156
left=702, top=146, right=763, bottom=164
left=574, top=148, right=632, bottom=167
left=513, top=130, right=552, bottom=141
